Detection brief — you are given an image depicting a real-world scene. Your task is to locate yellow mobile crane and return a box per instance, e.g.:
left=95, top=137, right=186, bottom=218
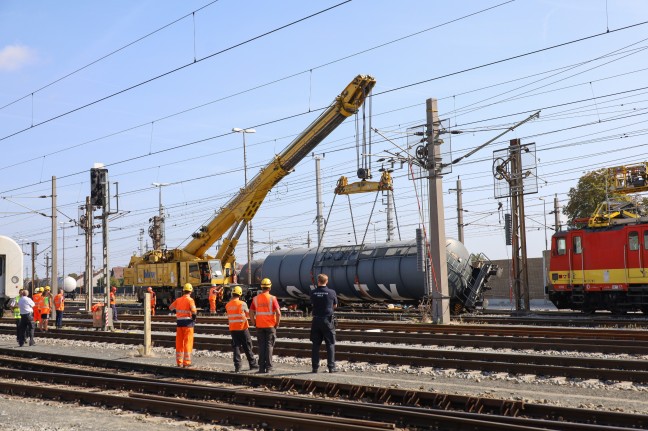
left=124, top=75, right=377, bottom=308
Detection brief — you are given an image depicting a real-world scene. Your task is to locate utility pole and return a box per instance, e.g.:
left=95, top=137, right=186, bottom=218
left=313, top=154, right=325, bottom=246
left=45, top=253, right=50, bottom=283
left=51, top=176, right=58, bottom=294
left=138, top=228, right=144, bottom=255
left=450, top=177, right=464, bottom=243
left=425, top=98, right=450, bottom=324
left=31, top=242, right=37, bottom=294
left=553, top=193, right=560, bottom=232
left=84, top=196, right=93, bottom=311
left=509, top=139, right=530, bottom=312
left=386, top=189, right=395, bottom=242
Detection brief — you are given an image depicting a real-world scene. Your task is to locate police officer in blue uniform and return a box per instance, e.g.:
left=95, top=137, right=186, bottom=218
left=310, top=273, right=338, bottom=373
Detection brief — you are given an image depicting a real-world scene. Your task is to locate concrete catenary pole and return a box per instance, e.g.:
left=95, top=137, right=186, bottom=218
left=51, top=176, right=58, bottom=294
left=386, top=189, right=394, bottom=242
left=85, top=196, right=93, bottom=311
left=313, top=154, right=325, bottom=247
left=31, top=242, right=37, bottom=293
left=456, top=177, right=464, bottom=244
left=553, top=193, right=560, bottom=232
left=426, top=98, right=450, bottom=323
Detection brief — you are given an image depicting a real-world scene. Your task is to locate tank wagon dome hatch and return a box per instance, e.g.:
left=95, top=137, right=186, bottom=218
left=261, top=238, right=499, bottom=313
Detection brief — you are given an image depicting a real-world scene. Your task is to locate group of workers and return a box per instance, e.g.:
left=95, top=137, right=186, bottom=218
left=168, top=273, right=338, bottom=373
left=11, top=286, right=66, bottom=347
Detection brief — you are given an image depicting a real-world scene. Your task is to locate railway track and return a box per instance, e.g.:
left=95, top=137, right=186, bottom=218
left=8, top=317, right=648, bottom=355
left=1, top=348, right=646, bottom=430
left=2, top=325, right=647, bottom=383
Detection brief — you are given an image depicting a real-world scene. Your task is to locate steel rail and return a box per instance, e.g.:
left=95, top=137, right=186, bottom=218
left=12, top=319, right=647, bottom=354
left=1, top=351, right=646, bottom=430
left=1, top=328, right=647, bottom=382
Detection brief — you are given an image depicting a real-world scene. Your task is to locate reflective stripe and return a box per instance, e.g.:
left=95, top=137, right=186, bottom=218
left=226, top=299, right=249, bottom=330
left=252, top=292, right=277, bottom=328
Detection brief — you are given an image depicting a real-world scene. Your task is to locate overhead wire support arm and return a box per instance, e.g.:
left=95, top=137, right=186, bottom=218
left=441, top=110, right=540, bottom=169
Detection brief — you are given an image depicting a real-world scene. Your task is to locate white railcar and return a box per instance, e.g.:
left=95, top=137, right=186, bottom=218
left=0, top=235, right=23, bottom=307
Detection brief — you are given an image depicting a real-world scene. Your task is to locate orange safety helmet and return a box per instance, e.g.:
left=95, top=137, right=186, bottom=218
left=111, top=286, right=117, bottom=292
left=147, top=286, right=153, bottom=292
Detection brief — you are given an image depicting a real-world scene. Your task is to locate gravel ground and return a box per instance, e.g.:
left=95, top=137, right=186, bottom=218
left=1, top=328, right=647, bottom=429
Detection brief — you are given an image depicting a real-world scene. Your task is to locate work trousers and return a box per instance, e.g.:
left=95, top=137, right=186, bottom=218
left=111, top=304, right=118, bottom=322
left=231, top=329, right=257, bottom=370
left=14, top=318, right=20, bottom=341
left=18, top=313, right=35, bottom=346
left=209, top=298, right=216, bottom=313
left=175, top=326, right=194, bottom=367
left=310, top=316, right=336, bottom=370
left=55, top=310, right=63, bottom=328
left=256, top=327, right=276, bottom=372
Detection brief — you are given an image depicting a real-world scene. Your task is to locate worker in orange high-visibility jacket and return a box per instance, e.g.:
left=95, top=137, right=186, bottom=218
left=110, top=286, right=118, bottom=322
left=169, top=283, right=198, bottom=367
left=32, top=287, right=43, bottom=328
left=208, top=286, right=218, bottom=315
left=39, top=285, right=53, bottom=331
left=54, top=288, right=65, bottom=329
left=147, top=287, right=156, bottom=316
left=225, top=285, right=258, bottom=372
left=249, top=278, right=281, bottom=374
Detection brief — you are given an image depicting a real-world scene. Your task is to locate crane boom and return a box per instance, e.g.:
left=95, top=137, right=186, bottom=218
left=183, top=74, right=376, bottom=263
left=124, top=75, right=375, bottom=309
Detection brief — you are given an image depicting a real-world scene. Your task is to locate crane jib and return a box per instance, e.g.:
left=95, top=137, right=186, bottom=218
left=174, top=75, right=376, bottom=266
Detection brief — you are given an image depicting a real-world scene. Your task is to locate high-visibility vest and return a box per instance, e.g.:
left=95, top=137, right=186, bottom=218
left=252, top=291, right=277, bottom=328
left=33, top=293, right=42, bottom=311
left=12, top=296, right=20, bottom=319
left=54, top=293, right=65, bottom=311
left=110, top=292, right=116, bottom=305
left=150, top=292, right=156, bottom=308
left=170, top=295, right=196, bottom=321
left=38, top=296, right=50, bottom=314
left=225, top=299, right=249, bottom=331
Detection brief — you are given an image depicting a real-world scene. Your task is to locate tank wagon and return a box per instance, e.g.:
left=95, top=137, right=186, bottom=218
left=0, top=235, right=23, bottom=311
left=261, top=239, right=499, bottom=314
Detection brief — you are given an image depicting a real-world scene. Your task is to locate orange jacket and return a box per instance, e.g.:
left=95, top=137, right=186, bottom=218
left=109, top=292, right=116, bottom=305
left=54, top=293, right=65, bottom=311
left=169, top=294, right=197, bottom=326
left=251, top=291, right=280, bottom=328
left=32, top=293, right=42, bottom=311
left=225, top=298, right=249, bottom=331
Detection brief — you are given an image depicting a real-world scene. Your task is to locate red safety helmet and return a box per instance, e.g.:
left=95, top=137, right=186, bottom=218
left=111, top=286, right=117, bottom=292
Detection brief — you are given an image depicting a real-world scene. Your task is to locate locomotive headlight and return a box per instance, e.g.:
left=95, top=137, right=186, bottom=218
left=11, top=276, right=19, bottom=283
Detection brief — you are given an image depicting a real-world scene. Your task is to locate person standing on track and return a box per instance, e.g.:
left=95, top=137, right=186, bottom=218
left=225, top=285, right=258, bottom=372
left=169, top=283, right=198, bottom=368
left=309, top=273, right=338, bottom=373
left=249, top=278, right=281, bottom=374
left=10, top=289, right=21, bottom=342
left=17, top=289, right=35, bottom=347
left=147, top=287, right=156, bottom=316
left=54, top=288, right=65, bottom=329
left=39, top=285, right=53, bottom=331
left=110, top=286, right=118, bottom=322
left=208, top=285, right=218, bottom=315
left=32, top=287, right=42, bottom=329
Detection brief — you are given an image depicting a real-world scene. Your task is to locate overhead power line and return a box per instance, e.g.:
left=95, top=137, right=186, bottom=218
left=0, top=1, right=351, bottom=144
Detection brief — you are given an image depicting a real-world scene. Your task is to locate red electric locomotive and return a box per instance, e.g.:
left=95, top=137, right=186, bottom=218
left=548, top=219, right=648, bottom=314
left=548, top=163, right=648, bottom=314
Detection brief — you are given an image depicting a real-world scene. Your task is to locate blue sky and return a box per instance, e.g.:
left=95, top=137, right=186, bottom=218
left=2, top=0, right=648, bottom=278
